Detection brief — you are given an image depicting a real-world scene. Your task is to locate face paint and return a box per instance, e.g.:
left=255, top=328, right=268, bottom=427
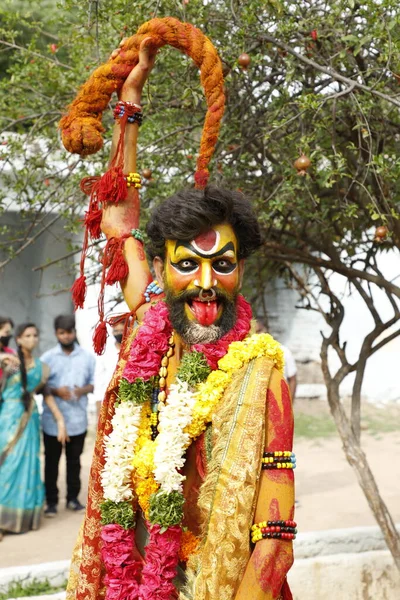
left=163, top=224, right=241, bottom=342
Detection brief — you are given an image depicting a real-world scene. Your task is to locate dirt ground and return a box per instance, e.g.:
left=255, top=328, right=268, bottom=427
left=1, top=400, right=400, bottom=568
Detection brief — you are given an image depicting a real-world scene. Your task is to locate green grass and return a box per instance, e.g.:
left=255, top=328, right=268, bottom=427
left=0, top=578, right=66, bottom=600
left=295, top=404, right=400, bottom=439
left=295, top=412, right=337, bottom=439
left=361, top=414, right=400, bottom=435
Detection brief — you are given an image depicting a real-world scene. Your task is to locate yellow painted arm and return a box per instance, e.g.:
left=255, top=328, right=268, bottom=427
left=234, top=368, right=295, bottom=600
left=100, top=40, right=157, bottom=312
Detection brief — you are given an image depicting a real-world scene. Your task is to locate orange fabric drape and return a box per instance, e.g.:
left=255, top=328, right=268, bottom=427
left=59, top=17, right=225, bottom=190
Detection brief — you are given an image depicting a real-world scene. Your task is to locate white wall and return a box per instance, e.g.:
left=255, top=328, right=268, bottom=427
left=260, top=251, right=400, bottom=403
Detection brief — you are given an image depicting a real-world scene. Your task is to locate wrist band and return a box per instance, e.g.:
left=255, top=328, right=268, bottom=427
left=251, top=520, right=297, bottom=543
left=114, top=100, right=143, bottom=125
left=262, top=451, right=296, bottom=470
left=125, top=172, right=142, bottom=189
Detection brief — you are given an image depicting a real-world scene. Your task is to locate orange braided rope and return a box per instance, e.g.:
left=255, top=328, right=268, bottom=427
left=59, top=17, right=225, bottom=189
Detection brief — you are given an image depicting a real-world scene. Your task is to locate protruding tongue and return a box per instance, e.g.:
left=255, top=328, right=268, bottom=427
left=191, top=300, right=218, bottom=326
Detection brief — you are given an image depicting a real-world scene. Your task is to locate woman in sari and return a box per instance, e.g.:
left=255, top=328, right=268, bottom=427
left=0, top=323, right=68, bottom=538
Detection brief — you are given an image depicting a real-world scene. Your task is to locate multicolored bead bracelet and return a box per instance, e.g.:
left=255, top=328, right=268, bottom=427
left=262, top=451, right=296, bottom=470
left=114, top=100, right=143, bottom=125
left=144, top=280, right=164, bottom=303
left=251, top=520, right=297, bottom=543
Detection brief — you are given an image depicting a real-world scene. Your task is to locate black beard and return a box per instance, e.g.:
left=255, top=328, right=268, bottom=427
left=165, top=287, right=237, bottom=345
left=60, top=341, right=75, bottom=350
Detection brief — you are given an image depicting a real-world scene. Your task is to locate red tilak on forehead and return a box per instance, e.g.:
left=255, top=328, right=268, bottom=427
left=193, top=229, right=217, bottom=252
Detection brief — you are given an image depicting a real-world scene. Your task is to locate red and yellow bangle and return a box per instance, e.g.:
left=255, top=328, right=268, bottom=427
left=251, top=520, right=297, bottom=543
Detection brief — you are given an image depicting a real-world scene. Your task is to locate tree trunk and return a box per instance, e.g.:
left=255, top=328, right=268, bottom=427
left=326, top=381, right=400, bottom=571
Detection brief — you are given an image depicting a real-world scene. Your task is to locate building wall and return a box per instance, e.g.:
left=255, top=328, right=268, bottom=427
left=259, top=252, right=400, bottom=403
left=0, top=211, right=76, bottom=353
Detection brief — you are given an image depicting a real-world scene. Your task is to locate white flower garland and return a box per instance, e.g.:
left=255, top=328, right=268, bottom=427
left=101, top=402, right=142, bottom=502
left=153, top=379, right=196, bottom=494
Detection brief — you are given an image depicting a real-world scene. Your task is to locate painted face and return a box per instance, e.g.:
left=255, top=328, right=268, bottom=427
left=161, top=224, right=242, bottom=342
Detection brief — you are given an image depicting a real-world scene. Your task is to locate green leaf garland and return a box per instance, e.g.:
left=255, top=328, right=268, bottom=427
left=100, top=499, right=136, bottom=529
left=118, top=376, right=155, bottom=404
left=176, top=351, right=211, bottom=386
left=148, top=491, right=185, bottom=528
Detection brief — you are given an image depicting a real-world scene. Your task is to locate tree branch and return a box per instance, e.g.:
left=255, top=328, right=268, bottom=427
left=260, top=34, right=400, bottom=109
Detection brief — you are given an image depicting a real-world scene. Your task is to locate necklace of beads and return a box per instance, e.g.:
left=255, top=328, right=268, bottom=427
left=150, top=333, right=175, bottom=440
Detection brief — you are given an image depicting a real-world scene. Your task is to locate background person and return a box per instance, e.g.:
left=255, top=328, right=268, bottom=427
left=0, top=316, right=19, bottom=378
left=93, top=320, right=124, bottom=418
left=41, top=314, right=95, bottom=517
left=0, top=323, right=67, bottom=539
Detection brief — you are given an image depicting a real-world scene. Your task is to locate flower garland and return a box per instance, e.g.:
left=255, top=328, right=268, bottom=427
left=101, top=402, right=142, bottom=503
left=187, top=331, right=285, bottom=439
left=153, top=380, right=196, bottom=494
left=99, top=296, right=284, bottom=600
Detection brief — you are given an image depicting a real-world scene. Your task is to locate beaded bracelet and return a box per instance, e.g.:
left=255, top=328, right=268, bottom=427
left=114, top=100, right=143, bottom=125
left=251, top=520, right=297, bottom=543
left=262, top=451, right=296, bottom=470
left=144, top=280, right=163, bottom=303
left=131, top=229, right=144, bottom=243
left=125, top=172, right=142, bottom=189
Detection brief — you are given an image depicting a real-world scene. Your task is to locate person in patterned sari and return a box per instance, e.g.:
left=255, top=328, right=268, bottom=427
left=0, top=323, right=67, bottom=538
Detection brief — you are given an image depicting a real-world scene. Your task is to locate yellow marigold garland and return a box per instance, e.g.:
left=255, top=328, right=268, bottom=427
left=136, top=478, right=159, bottom=519
left=131, top=402, right=159, bottom=515
left=186, top=333, right=284, bottom=438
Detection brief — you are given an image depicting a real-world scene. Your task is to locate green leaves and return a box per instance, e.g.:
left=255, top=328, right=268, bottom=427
left=118, top=377, right=154, bottom=405
left=176, top=351, right=211, bottom=387
left=0, top=0, right=399, bottom=286
left=148, top=491, right=185, bottom=528
left=100, top=499, right=136, bottom=529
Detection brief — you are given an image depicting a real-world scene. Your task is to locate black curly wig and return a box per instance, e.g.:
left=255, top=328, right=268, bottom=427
left=146, top=185, right=262, bottom=261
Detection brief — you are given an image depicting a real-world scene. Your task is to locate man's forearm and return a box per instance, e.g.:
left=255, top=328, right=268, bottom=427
left=234, top=539, right=293, bottom=600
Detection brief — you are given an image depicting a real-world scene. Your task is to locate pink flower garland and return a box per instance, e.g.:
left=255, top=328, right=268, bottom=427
left=102, top=295, right=253, bottom=600
left=140, top=524, right=182, bottom=600
left=101, top=525, right=142, bottom=600
left=101, top=523, right=182, bottom=600
left=122, top=301, right=172, bottom=382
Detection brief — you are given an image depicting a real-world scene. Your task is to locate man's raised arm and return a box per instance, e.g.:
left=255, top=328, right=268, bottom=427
left=100, top=39, right=157, bottom=313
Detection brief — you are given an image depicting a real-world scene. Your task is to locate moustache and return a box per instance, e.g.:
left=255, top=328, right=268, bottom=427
left=168, top=288, right=232, bottom=304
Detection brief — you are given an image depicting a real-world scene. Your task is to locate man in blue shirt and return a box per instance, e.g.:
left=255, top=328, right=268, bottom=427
left=41, top=314, right=95, bottom=517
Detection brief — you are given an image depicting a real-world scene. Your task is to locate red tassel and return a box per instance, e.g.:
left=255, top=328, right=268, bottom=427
left=80, top=175, right=101, bottom=196
left=105, top=244, right=129, bottom=285
left=97, top=166, right=127, bottom=205
left=71, top=275, right=87, bottom=309
left=93, top=321, right=108, bottom=355
left=84, top=207, right=102, bottom=239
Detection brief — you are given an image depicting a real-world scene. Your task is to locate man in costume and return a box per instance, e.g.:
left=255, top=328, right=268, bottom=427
left=63, top=19, right=295, bottom=600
